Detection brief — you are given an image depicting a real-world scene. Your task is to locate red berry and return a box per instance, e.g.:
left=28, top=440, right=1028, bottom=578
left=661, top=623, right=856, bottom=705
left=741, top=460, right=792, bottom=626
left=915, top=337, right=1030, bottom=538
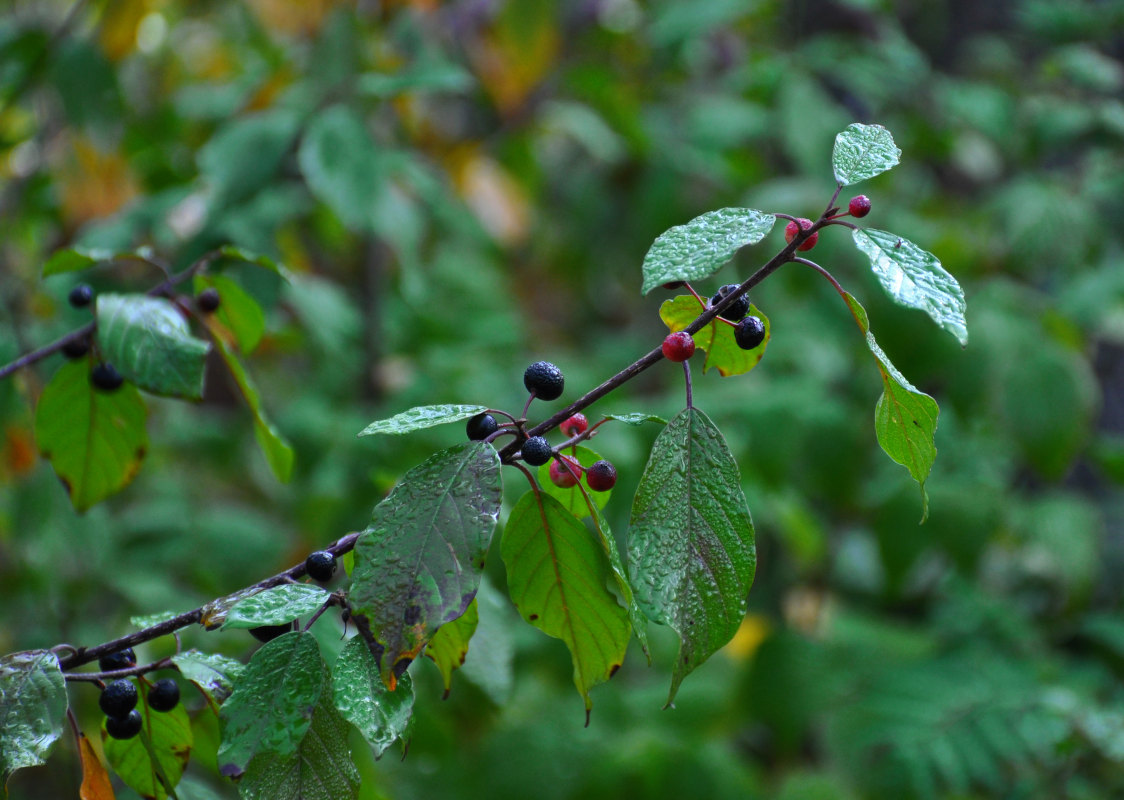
left=662, top=332, right=695, bottom=362
left=585, top=460, right=617, bottom=492
left=548, top=456, right=582, bottom=488
left=560, top=414, right=588, bottom=438
left=848, top=195, right=871, bottom=218
left=784, top=218, right=818, bottom=251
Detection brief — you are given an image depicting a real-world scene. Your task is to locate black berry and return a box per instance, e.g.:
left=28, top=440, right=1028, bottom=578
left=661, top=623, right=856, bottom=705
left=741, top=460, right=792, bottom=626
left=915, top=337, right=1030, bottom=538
left=305, top=550, right=337, bottom=583
left=586, top=460, right=617, bottom=492
left=98, top=648, right=137, bottom=673
left=61, top=335, right=91, bottom=360
left=90, top=363, right=124, bottom=392
left=521, top=436, right=552, bottom=466
left=105, top=710, right=143, bottom=740
left=661, top=281, right=686, bottom=290
left=147, top=679, right=180, bottom=712
left=196, top=288, right=221, bottom=313
left=662, top=332, right=695, bottom=362
left=709, top=285, right=749, bottom=321
left=99, top=679, right=139, bottom=717
left=848, top=195, right=871, bottom=218
left=250, top=623, right=292, bottom=643
left=466, top=413, right=498, bottom=441
left=523, top=361, right=564, bottom=401
left=734, top=316, right=766, bottom=350
left=69, top=284, right=94, bottom=308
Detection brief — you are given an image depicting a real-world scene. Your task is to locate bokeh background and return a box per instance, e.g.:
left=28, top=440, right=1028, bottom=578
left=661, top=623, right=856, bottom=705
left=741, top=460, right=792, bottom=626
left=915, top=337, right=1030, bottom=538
left=3, top=0, right=1124, bottom=798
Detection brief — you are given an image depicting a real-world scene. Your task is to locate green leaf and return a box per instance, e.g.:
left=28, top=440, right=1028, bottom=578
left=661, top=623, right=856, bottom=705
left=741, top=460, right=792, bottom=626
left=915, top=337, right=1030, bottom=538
left=349, top=442, right=503, bottom=686
left=193, top=274, right=266, bottom=354
left=332, top=637, right=415, bottom=758
left=238, top=689, right=359, bottom=800
left=852, top=228, right=968, bottom=346
left=844, top=293, right=938, bottom=521
left=502, top=491, right=630, bottom=717
left=171, top=650, right=244, bottom=707
left=41, top=246, right=114, bottom=276
left=103, top=691, right=193, bottom=800
left=207, top=332, right=294, bottom=482
left=831, top=123, right=901, bottom=186
left=536, top=445, right=611, bottom=516
left=0, top=651, right=67, bottom=789
left=425, top=599, right=479, bottom=697
left=641, top=208, right=775, bottom=295
left=660, top=295, right=771, bottom=376
left=628, top=407, right=756, bottom=705
left=358, top=404, right=490, bottom=437
left=216, top=245, right=287, bottom=278
left=198, top=109, right=301, bottom=207
left=587, top=500, right=651, bottom=661
left=217, top=632, right=327, bottom=775
left=34, top=359, right=148, bottom=511
left=96, top=293, right=211, bottom=399
left=357, top=62, right=474, bottom=97
left=603, top=412, right=668, bottom=426
left=298, top=105, right=383, bottom=232
left=221, top=585, right=330, bottom=630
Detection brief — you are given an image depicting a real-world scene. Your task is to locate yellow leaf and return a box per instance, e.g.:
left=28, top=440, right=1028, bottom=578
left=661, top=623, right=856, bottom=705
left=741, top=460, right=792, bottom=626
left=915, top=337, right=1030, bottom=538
left=78, top=733, right=116, bottom=800
left=98, top=0, right=149, bottom=61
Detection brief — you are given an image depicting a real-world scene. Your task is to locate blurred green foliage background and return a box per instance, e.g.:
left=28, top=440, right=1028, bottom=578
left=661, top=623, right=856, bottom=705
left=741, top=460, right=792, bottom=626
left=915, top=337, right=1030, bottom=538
left=3, top=0, right=1124, bottom=797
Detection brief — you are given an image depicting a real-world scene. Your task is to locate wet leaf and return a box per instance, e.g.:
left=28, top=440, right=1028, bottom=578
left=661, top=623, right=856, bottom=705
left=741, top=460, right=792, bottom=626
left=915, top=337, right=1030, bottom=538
left=332, top=637, right=414, bottom=758
left=358, top=404, right=489, bottom=437
left=628, top=407, right=756, bottom=704
left=349, top=442, right=502, bottom=687
left=221, top=585, right=330, bottom=630
left=96, top=294, right=211, bottom=399
left=425, top=600, right=478, bottom=698
left=832, top=123, right=901, bottom=186
left=641, top=208, right=775, bottom=295
left=852, top=228, right=968, bottom=346
left=0, top=651, right=68, bottom=788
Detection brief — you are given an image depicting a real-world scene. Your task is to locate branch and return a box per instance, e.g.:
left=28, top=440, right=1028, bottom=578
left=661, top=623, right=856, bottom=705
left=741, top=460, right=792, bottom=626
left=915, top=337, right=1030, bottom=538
left=57, top=531, right=361, bottom=672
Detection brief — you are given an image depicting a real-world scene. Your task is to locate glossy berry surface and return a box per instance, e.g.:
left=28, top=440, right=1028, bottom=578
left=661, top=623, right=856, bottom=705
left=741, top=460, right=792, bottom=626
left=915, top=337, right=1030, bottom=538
left=147, top=679, right=180, bottom=712
left=99, top=679, right=139, bottom=717
left=106, top=710, right=143, bottom=740
left=784, top=218, right=818, bottom=251
left=61, top=336, right=90, bottom=360
left=662, top=332, right=695, bottom=362
left=709, top=284, right=750, bottom=321
left=523, top=361, right=564, bottom=401
left=90, top=363, right=124, bottom=392
left=521, top=436, right=552, bottom=466
left=734, top=316, right=767, bottom=350
left=548, top=456, right=583, bottom=488
left=69, top=284, right=94, bottom=308
left=585, top=460, right=617, bottom=492
left=250, top=623, right=292, bottom=643
left=560, top=414, right=588, bottom=438
left=305, top=550, right=337, bottom=582
left=848, top=195, right=871, bottom=218
left=465, top=413, right=498, bottom=441
left=99, top=648, right=137, bottom=673
left=196, top=287, right=221, bottom=312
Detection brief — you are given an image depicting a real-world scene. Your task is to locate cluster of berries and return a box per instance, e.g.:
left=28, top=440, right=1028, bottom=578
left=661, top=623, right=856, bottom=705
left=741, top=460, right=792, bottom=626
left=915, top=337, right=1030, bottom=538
left=62, top=283, right=222, bottom=393
left=97, top=648, right=180, bottom=740
left=662, top=284, right=766, bottom=363
left=464, top=362, right=618, bottom=492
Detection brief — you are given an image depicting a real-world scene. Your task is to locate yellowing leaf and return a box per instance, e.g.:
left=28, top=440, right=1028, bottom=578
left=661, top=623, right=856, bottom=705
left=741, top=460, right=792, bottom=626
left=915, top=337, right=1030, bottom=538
left=78, top=733, right=116, bottom=800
